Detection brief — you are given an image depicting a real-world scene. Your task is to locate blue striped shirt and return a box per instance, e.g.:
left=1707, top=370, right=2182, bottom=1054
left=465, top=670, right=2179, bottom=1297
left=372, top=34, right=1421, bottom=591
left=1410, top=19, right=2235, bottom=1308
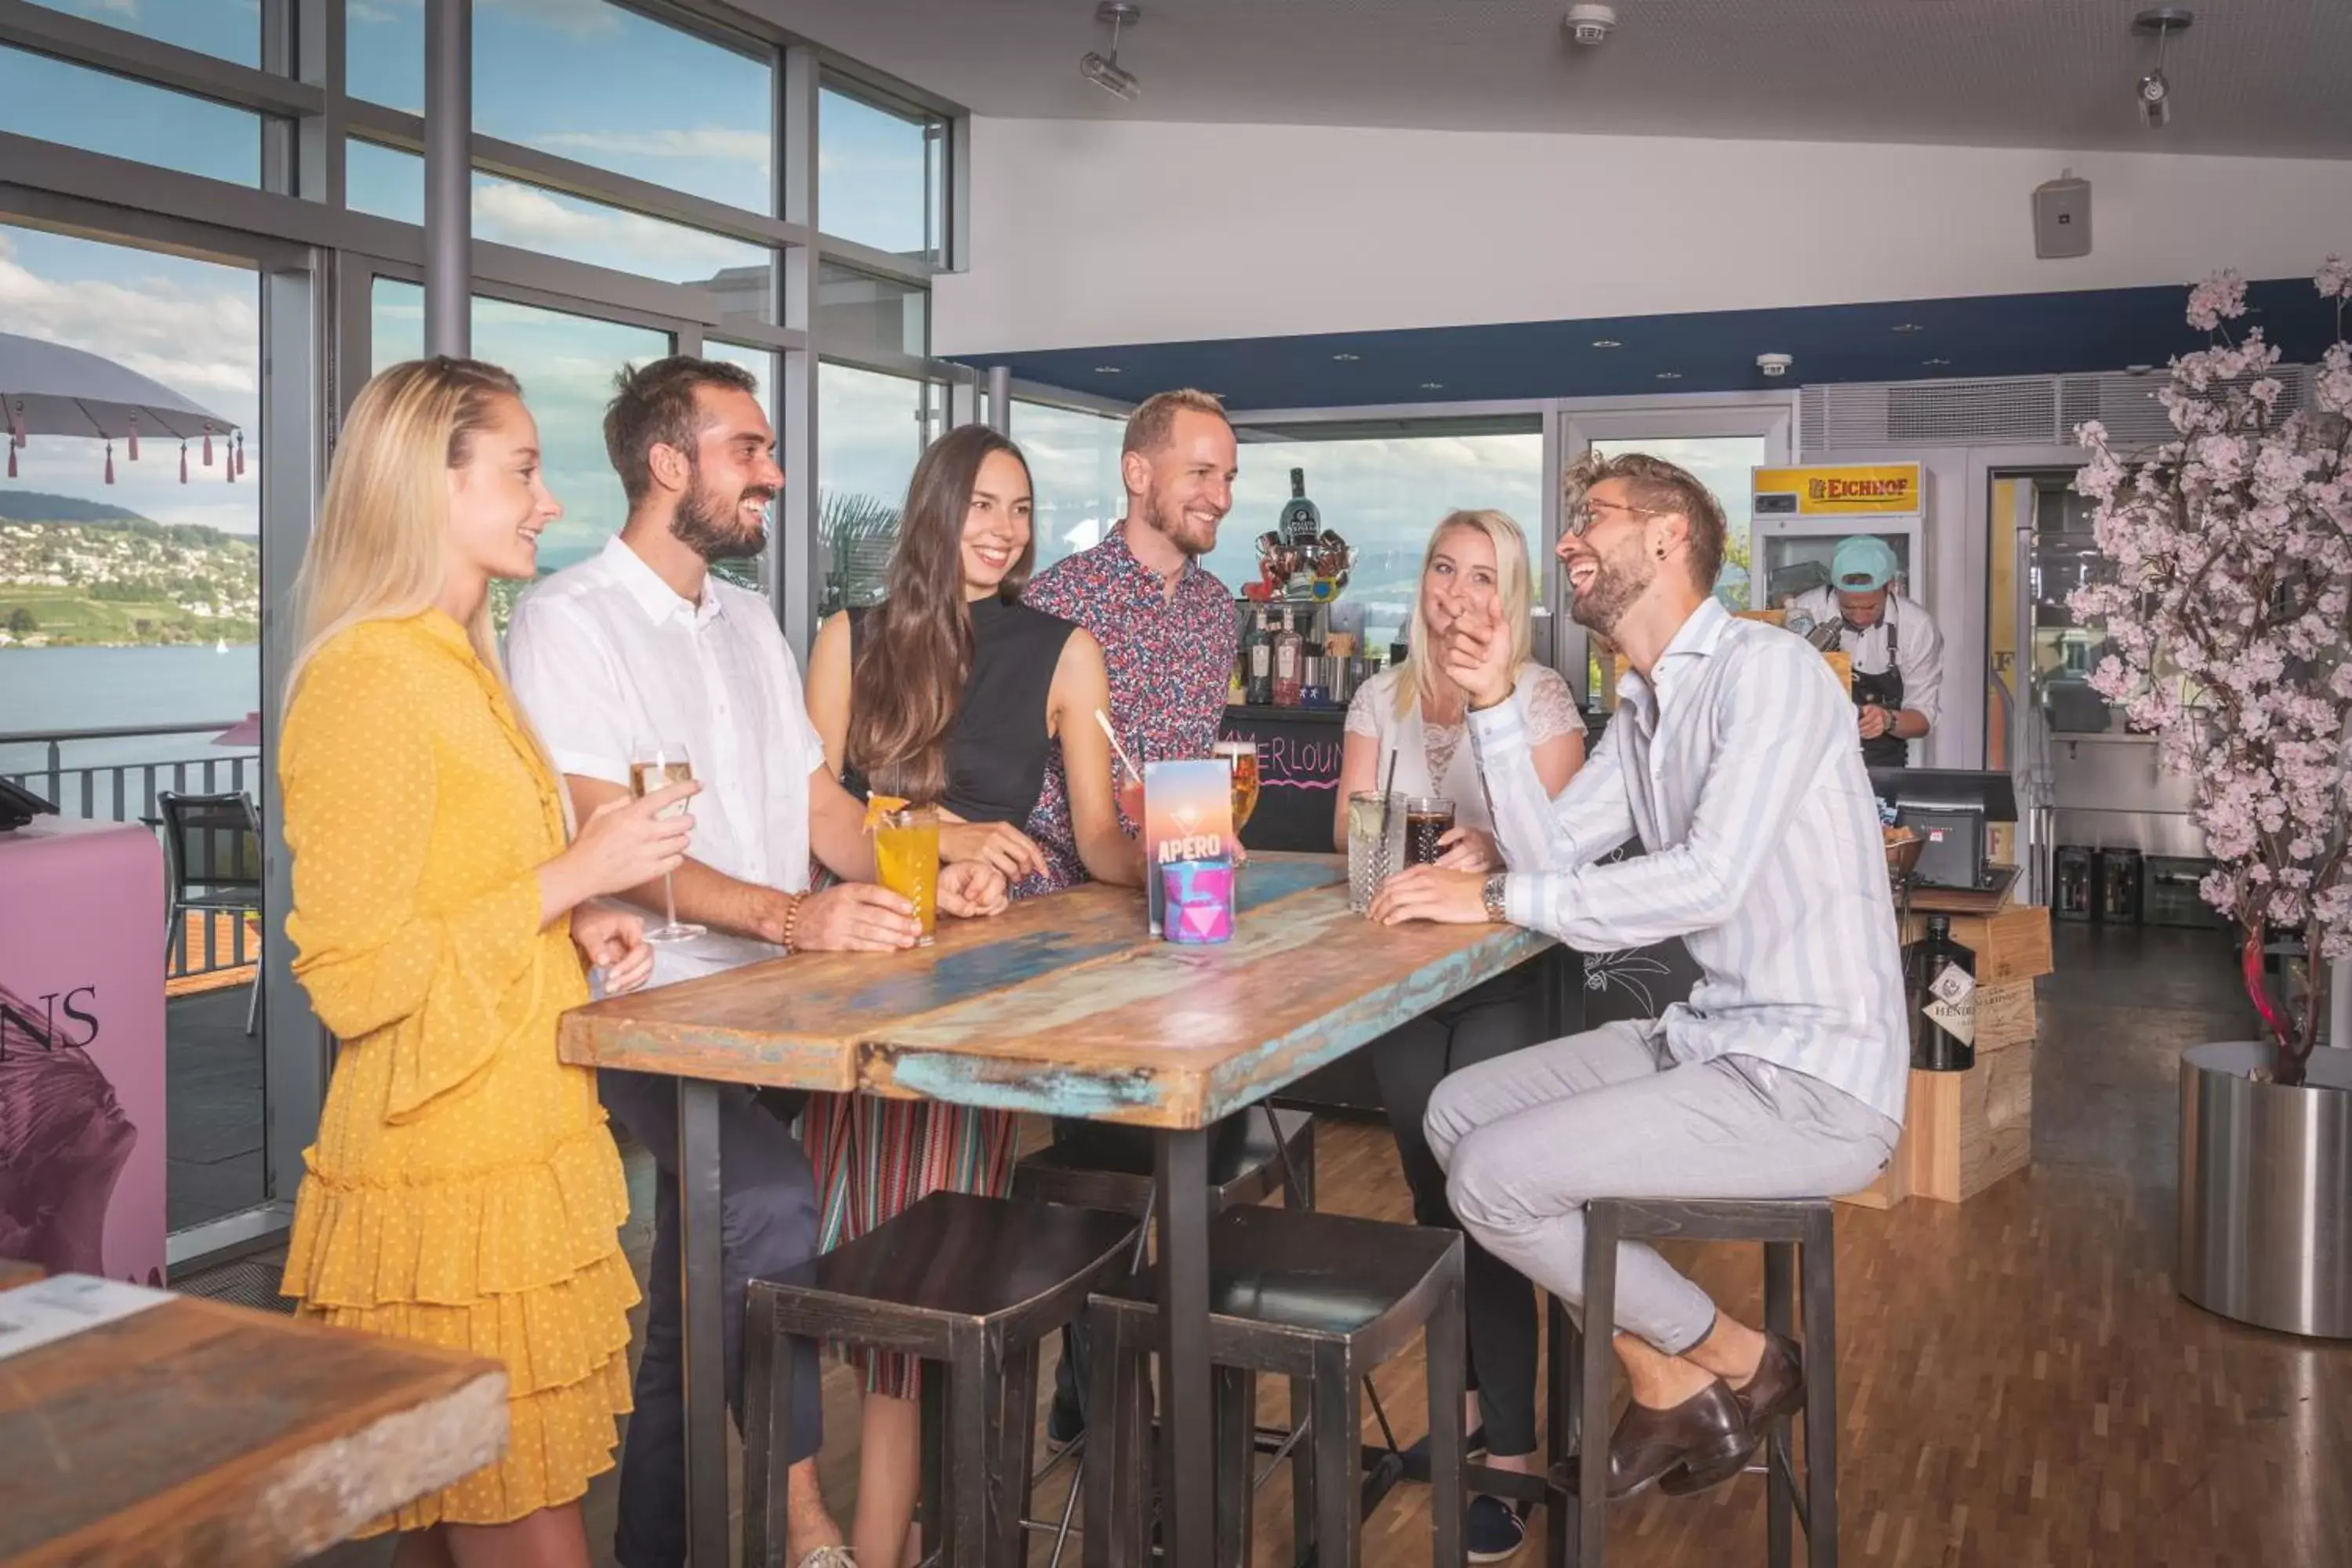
left=1469, top=598, right=1910, bottom=1124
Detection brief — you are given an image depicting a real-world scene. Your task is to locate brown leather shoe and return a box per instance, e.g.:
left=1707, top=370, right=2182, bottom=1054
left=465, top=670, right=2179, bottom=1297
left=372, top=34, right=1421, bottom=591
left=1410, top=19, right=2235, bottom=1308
left=1660, top=1332, right=1803, bottom=1497
left=1595, top=1381, right=1755, bottom=1501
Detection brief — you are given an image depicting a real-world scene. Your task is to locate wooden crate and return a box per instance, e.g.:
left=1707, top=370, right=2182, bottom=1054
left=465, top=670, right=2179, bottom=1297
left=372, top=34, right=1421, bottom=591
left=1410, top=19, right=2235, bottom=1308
left=1976, top=978, right=2038, bottom=1053
left=1833, top=1113, right=1912, bottom=1210
left=1903, top=902, right=2053, bottom=986
left=1907, top=1044, right=2034, bottom=1203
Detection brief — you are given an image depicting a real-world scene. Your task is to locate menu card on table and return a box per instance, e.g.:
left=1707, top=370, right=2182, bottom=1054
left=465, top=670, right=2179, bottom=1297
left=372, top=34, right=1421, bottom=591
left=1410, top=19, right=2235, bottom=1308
left=1142, top=758, right=1237, bottom=938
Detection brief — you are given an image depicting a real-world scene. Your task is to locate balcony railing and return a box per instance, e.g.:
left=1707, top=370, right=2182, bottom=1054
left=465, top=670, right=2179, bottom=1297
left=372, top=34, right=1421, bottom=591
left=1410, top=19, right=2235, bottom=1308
left=2, top=722, right=263, bottom=979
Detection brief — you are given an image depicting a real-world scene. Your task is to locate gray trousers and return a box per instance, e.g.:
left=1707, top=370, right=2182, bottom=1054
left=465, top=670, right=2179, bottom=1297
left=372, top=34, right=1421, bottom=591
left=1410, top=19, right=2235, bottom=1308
left=1425, top=1021, right=1898, bottom=1356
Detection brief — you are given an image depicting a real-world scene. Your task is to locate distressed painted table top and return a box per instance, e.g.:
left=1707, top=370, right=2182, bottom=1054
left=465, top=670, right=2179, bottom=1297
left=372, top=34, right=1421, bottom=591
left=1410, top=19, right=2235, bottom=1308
left=0, top=1292, right=508, bottom=1568
left=561, top=853, right=1553, bottom=1128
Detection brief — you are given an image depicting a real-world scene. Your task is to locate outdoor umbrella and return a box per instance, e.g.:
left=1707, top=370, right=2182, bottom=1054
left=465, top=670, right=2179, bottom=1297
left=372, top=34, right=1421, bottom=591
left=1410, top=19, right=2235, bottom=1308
left=0, top=330, right=241, bottom=485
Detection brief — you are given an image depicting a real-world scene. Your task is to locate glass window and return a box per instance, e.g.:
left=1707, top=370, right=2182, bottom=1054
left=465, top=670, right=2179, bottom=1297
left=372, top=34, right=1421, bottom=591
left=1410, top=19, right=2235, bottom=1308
left=702, top=341, right=778, bottom=599
left=24, top=1, right=260, bottom=67
left=344, top=0, right=422, bottom=111
left=0, top=43, right=260, bottom=186
left=474, top=0, right=773, bottom=214
left=345, top=137, right=423, bottom=223
left=818, top=85, right=945, bottom=261
left=1216, top=427, right=1544, bottom=657
left=0, top=224, right=267, bottom=1233
left=344, top=143, right=775, bottom=319
left=816, top=362, right=938, bottom=614
left=348, top=0, right=774, bottom=219
left=817, top=262, right=927, bottom=358
left=368, top=280, right=673, bottom=629
left=1012, top=401, right=1126, bottom=572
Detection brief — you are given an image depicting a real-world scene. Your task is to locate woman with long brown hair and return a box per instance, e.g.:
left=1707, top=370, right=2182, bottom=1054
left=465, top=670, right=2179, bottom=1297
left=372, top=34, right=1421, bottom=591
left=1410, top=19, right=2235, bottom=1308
left=802, top=421, right=1138, bottom=1564
left=277, top=356, right=695, bottom=1568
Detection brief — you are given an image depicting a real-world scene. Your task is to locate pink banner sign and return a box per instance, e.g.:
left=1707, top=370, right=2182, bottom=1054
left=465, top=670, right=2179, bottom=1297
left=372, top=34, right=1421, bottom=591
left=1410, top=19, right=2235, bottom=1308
left=0, top=817, right=167, bottom=1287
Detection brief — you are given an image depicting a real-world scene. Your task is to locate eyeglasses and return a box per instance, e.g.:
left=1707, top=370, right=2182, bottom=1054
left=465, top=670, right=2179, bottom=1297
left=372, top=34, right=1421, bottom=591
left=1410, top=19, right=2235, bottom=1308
left=1565, top=497, right=1665, bottom=537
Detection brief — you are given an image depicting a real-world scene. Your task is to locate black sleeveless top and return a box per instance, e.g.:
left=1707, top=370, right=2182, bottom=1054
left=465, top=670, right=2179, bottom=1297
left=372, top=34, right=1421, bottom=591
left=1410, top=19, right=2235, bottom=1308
left=842, top=596, right=1078, bottom=825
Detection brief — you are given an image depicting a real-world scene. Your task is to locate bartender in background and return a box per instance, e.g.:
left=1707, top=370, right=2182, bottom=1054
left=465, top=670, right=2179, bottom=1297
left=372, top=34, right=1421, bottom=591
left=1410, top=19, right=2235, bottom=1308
left=1787, top=534, right=1943, bottom=768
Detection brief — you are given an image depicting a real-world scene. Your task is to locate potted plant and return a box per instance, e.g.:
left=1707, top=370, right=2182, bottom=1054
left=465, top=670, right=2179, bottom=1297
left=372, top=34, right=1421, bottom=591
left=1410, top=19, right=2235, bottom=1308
left=2071, top=260, right=2352, bottom=1338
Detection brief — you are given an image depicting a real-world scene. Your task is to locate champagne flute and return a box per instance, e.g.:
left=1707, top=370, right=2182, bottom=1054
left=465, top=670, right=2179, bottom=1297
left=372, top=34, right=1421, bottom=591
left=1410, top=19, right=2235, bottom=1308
left=629, top=738, right=705, bottom=943
left=1212, top=738, right=1258, bottom=866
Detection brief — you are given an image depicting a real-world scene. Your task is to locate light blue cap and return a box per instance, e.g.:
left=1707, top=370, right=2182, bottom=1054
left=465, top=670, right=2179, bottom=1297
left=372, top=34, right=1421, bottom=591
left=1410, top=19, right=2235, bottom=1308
left=1831, top=535, right=1900, bottom=592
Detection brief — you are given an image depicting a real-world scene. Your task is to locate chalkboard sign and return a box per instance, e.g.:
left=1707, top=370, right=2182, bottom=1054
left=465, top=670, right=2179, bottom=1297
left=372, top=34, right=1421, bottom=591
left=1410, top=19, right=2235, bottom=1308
left=1219, top=705, right=1347, bottom=854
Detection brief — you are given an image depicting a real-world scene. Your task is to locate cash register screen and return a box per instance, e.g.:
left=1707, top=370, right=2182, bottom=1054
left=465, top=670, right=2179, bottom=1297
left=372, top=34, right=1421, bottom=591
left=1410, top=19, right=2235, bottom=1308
left=1867, top=768, right=2020, bottom=890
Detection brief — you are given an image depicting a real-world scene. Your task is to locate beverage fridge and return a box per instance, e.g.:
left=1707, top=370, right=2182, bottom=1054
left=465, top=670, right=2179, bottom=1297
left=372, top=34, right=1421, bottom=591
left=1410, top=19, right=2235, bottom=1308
left=1748, top=461, right=1929, bottom=611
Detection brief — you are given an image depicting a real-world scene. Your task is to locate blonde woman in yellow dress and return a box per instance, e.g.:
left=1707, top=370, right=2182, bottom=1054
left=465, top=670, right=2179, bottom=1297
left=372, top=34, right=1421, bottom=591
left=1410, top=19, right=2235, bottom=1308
left=278, top=356, right=698, bottom=1568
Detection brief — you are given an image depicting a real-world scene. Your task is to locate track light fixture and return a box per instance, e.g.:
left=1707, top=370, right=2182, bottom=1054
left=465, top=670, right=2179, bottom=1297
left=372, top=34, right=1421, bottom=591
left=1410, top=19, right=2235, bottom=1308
left=2132, top=9, right=2190, bottom=131
left=1082, top=2, right=1142, bottom=102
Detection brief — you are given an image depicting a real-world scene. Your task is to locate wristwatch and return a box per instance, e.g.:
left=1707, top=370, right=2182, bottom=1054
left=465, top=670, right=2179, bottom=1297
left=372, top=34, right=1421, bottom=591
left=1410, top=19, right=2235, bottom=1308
left=1482, top=873, right=1510, bottom=924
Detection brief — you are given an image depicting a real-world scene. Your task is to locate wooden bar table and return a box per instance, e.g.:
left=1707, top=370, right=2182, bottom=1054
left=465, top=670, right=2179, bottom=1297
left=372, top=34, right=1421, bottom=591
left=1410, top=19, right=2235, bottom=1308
left=0, top=1279, right=507, bottom=1567
left=561, top=852, right=1551, bottom=1568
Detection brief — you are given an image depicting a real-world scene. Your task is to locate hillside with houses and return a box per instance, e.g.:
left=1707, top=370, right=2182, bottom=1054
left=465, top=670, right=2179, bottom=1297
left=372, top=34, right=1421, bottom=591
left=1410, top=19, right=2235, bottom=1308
left=0, top=492, right=259, bottom=647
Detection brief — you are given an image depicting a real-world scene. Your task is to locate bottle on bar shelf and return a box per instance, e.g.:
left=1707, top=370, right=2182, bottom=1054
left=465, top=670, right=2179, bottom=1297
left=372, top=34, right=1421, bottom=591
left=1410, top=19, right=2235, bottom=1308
left=1906, top=913, right=1976, bottom=1071
left=1280, top=466, right=1321, bottom=546
left=1244, top=606, right=1275, bottom=706
left=1272, top=607, right=1304, bottom=708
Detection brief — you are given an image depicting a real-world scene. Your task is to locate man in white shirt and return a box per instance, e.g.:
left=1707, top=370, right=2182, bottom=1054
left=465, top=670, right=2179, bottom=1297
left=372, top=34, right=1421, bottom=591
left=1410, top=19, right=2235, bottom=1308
left=1784, top=533, right=1944, bottom=769
left=509, top=356, right=1004, bottom=1568
left=1370, top=450, right=1905, bottom=1503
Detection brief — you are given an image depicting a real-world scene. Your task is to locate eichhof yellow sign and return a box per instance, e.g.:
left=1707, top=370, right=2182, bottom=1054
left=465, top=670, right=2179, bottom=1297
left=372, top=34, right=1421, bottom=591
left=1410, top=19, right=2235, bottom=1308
left=1752, top=463, right=1925, bottom=517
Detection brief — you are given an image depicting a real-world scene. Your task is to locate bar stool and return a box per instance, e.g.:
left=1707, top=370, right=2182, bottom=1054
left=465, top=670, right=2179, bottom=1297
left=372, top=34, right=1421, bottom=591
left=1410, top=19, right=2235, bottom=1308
left=1014, top=1105, right=1321, bottom=1554
left=740, top=1190, right=1141, bottom=1568
left=1543, top=1196, right=1840, bottom=1568
left=1013, top=1105, right=1319, bottom=1213
left=1083, top=1203, right=1467, bottom=1568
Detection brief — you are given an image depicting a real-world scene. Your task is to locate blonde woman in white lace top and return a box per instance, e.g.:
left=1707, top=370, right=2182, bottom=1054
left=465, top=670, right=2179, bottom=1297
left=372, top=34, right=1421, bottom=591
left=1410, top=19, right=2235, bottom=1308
left=1336, top=509, right=1585, bottom=866
left=1334, top=507, right=1584, bottom=1552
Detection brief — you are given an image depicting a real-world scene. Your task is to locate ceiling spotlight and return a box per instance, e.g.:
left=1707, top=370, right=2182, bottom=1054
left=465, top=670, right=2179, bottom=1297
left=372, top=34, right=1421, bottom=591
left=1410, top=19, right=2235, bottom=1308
left=1922, top=358, right=1951, bottom=368
left=1891, top=322, right=1923, bottom=334
left=1591, top=338, right=1622, bottom=349
left=1081, top=2, right=1142, bottom=102
left=1331, top=352, right=1360, bottom=362
left=1654, top=371, right=1682, bottom=381
left=2133, top=9, right=2190, bottom=130
left=1093, top=365, right=1122, bottom=374
left=1420, top=381, right=1445, bottom=390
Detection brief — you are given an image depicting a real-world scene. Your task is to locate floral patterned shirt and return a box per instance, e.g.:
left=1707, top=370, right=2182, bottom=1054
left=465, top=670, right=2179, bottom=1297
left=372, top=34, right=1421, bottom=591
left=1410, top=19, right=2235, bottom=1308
left=1022, top=528, right=1236, bottom=891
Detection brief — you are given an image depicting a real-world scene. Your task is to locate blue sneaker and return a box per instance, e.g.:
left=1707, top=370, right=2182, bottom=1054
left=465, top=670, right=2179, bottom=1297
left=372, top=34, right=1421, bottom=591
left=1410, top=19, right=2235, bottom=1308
left=1465, top=1494, right=1528, bottom=1563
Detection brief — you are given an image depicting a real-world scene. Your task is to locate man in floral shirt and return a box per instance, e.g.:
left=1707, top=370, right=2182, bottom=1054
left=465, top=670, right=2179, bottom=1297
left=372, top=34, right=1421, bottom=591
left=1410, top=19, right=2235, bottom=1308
left=1023, top=387, right=1242, bottom=887
left=1025, top=387, right=1242, bottom=1443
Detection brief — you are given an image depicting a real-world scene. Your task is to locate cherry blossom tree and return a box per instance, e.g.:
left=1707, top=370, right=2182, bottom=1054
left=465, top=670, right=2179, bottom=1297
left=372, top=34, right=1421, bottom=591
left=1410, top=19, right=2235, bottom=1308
left=2071, top=260, right=2352, bottom=1085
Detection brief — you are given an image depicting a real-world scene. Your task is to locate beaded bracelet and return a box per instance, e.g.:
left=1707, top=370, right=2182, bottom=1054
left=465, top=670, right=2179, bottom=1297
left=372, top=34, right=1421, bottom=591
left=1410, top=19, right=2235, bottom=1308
left=778, top=893, right=804, bottom=955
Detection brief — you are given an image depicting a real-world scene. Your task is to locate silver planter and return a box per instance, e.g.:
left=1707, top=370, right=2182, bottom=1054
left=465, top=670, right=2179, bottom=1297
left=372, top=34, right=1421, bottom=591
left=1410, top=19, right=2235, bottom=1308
left=2176, top=1040, right=2352, bottom=1338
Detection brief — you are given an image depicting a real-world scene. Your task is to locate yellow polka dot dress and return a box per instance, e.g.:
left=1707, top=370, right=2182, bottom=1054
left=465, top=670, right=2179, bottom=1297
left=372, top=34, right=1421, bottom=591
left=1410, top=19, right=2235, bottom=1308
left=278, top=612, right=637, bottom=1531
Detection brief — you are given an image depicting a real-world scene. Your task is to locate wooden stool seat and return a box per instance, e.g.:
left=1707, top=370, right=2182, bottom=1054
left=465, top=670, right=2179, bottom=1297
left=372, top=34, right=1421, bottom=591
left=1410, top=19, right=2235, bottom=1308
left=742, top=1192, right=1140, bottom=1567
left=1014, top=1106, right=1317, bottom=1215
left=1085, top=1204, right=1467, bottom=1567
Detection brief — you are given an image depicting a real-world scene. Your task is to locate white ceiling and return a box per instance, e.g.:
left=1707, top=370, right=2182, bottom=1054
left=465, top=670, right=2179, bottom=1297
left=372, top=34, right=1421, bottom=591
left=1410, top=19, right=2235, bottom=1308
left=771, top=0, right=2352, bottom=158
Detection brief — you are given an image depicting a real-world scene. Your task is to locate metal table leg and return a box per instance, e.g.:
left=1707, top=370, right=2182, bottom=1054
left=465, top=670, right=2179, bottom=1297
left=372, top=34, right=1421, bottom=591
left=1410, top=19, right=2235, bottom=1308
left=678, top=1076, right=729, bottom=1568
left=1153, top=1126, right=1211, bottom=1568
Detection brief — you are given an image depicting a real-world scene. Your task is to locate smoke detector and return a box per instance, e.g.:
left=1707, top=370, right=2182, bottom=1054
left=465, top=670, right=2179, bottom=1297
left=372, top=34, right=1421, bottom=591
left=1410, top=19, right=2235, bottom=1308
left=1756, top=352, right=1793, bottom=379
left=1564, top=4, right=1617, bottom=46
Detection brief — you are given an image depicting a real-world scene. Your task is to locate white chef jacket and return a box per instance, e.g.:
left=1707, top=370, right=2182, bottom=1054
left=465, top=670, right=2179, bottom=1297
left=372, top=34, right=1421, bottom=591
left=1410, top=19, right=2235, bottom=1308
left=1785, top=585, right=1944, bottom=728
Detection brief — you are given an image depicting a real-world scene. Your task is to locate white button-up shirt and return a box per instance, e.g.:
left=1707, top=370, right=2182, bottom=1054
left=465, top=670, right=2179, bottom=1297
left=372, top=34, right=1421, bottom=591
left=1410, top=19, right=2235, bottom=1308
left=1784, top=586, right=1944, bottom=728
left=1471, top=597, right=1909, bottom=1124
left=507, top=535, right=824, bottom=985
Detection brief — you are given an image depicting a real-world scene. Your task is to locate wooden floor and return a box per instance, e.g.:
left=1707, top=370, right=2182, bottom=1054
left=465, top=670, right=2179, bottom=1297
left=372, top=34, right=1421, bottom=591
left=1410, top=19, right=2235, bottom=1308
left=294, top=924, right=2350, bottom=1567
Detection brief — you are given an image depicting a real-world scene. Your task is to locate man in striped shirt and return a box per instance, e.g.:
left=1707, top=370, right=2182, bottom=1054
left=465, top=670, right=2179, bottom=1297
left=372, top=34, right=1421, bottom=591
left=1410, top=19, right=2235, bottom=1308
left=1371, top=450, right=1907, bottom=1501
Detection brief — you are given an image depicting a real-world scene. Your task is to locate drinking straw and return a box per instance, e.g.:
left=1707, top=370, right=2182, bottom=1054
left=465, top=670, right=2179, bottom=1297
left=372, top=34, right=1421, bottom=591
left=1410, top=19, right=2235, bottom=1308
left=1094, top=708, right=1143, bottom=785
left=1378, top=747, right=1399, bottom=845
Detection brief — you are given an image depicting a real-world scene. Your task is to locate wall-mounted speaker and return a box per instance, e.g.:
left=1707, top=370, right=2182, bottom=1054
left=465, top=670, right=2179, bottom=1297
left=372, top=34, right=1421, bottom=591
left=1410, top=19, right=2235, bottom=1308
left=2034, top=171, right=2092, bottom=260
